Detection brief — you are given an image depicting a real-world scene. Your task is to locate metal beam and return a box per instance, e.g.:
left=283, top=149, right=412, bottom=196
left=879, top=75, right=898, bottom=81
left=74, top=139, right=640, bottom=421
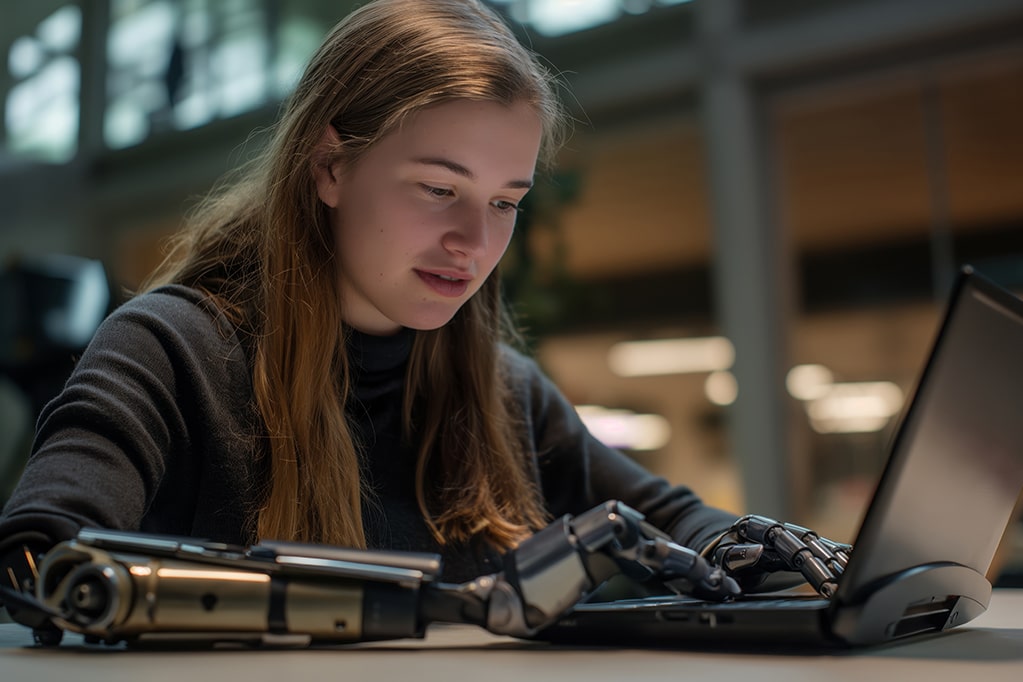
left=697, top=0, right=800, bottom=519
left=568, top=0, right=1023, bottom=112
left=731, top=0, right=1023, bottom=77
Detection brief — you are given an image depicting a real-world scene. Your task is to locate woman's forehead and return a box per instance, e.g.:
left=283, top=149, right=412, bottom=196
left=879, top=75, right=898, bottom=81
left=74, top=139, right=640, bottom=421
left=361, top=100, right=543, bottom=180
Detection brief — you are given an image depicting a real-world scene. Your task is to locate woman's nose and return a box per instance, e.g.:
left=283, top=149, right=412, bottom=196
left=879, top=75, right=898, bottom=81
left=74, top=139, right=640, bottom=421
left=442, top=204, right=489, bottom=258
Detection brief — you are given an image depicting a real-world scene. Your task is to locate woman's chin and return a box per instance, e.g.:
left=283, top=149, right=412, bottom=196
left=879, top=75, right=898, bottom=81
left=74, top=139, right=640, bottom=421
left=397, top=304, right=463, bottom=332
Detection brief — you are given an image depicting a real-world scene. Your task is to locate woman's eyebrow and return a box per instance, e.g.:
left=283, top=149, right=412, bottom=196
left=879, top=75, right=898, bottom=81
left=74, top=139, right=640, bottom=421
left=413, top=157, right=533, bottom=189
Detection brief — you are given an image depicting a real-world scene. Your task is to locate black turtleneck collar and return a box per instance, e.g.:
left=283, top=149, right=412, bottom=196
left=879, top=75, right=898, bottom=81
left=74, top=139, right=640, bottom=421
left=346, top=326, right=415, bottom=376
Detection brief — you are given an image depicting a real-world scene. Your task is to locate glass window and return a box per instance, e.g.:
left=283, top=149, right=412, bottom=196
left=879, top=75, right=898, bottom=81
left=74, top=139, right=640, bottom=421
left=105, top=0, right=270, bottom=149
left=4, top=5, right=82, bottom=163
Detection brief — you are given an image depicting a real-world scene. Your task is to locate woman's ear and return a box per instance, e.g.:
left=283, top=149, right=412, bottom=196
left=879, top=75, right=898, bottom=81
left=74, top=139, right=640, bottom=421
left=312, top=125, right=344, bottom=208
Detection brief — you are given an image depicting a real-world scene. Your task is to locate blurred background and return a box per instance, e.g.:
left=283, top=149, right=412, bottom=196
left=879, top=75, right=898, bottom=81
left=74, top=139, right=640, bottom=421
left=0, top=0, right=1021, bottom=581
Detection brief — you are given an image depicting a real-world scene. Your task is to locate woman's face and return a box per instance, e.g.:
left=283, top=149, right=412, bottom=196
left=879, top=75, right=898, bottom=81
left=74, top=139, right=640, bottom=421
left=315, top=99, right=542, bottom=335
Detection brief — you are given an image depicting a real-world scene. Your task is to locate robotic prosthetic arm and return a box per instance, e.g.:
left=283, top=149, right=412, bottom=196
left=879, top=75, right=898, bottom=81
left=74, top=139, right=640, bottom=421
left=0, top=502, right=849, bottom=647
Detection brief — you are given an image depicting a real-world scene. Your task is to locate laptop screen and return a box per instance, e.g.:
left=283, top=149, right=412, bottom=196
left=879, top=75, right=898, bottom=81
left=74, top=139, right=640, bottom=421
left=835, top=270, right=1023, bottom=603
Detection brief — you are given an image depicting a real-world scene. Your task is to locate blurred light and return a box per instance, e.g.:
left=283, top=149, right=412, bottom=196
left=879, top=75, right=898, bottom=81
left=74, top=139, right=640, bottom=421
left=66, top=260, right=110, bottom=347
left=275, top=17, right=323, bottom=96
left=576, top=405, right=671, bottom=451
left=786, top=363, right=834, bottom=401
left=5, top=5, right=81, bottom=163
left=40, top=257, right=110, bottom=348
left=8, top=37, right=44, bottom=78
left=104, top=100, right=148, bottom=149
left=608, top=336, right=734, bottom=377
left=622, top=0, right=654, bottom=15
left=806, top=381, right=904, bottom=434
left=156, top=568, right=270, bottom=583
left=106, top=2, right=174, bottom=69
left=37, top=5, right=82, bottom=52
left=527, top=0, right=619, bottom=37
left=5, top=57, right=80, bottom=163
left=214, top=36, right=268, bottom=116
left=704, top=370, right=738, bottom=406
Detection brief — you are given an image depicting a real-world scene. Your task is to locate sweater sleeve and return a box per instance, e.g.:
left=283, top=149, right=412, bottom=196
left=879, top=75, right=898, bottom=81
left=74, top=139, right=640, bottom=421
left=0, top=286, right=258, bottom=562
left=502, top=345, right=738, bottom=552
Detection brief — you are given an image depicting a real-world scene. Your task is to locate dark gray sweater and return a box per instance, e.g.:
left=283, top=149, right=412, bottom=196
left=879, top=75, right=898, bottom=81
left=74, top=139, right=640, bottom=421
left=0, top=285, right=736, bottom=584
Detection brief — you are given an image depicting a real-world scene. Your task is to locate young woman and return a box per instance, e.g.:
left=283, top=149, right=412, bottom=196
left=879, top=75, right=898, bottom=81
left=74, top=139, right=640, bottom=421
left=0, top=0, right=741, bottom=595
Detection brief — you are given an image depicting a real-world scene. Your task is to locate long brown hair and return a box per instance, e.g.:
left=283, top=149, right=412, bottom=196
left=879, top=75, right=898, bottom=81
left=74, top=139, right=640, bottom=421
left=144, top=0, right=566, bottom=550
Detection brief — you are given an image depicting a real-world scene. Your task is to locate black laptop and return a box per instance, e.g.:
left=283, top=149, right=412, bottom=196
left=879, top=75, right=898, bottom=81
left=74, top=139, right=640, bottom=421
left=538, top=266, right=1023, bottom=648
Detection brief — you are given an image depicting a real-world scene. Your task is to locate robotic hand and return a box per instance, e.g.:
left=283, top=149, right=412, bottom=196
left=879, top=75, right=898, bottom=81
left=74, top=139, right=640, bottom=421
left=701, top=514, right=853, bottom=598
left=0, top=501, right=740, bottom=646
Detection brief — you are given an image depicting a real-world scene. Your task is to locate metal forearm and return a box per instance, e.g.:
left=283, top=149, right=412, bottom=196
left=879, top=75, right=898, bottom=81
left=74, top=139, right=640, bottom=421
left=24, top=530, right=438, bottom=646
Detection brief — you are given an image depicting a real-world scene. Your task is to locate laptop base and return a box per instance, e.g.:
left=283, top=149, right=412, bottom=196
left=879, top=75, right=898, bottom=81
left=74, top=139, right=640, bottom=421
left=539, top=561, right=991, bottom=649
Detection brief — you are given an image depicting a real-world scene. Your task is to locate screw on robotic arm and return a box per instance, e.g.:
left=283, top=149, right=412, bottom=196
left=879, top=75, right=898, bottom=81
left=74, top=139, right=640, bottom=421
left=703, top=514, right=853, bottom=598
left=423, top=501, right=740, bottom=638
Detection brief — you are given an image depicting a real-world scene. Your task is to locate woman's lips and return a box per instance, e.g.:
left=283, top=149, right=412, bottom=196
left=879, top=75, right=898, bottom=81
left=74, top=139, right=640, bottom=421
left=415, top=269, right=471, bottom=297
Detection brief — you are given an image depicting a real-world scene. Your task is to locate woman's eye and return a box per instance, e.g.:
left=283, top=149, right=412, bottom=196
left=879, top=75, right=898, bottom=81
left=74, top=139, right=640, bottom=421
left=493, top=200, right=521, bottom=214
left=421, top=184, right=453, bottom=198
